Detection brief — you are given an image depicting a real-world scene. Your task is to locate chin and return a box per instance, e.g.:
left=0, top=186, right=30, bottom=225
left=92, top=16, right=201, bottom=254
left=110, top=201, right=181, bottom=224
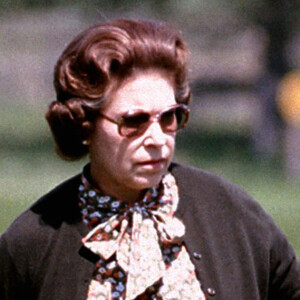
left=132, top=173, right=164, bottom=190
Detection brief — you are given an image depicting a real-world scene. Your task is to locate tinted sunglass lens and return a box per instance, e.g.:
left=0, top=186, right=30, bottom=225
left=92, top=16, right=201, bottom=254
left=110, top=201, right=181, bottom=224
left=120, top=113, right=150, bottom=136
left=175, top=107, right=188, bottom=129
left=160, top=109, right=177, bottom=129
left=160, top=106, right=188, bottom=132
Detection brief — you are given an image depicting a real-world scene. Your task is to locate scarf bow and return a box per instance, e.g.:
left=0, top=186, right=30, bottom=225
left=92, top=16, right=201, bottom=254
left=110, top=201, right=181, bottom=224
left=81, top=173, right=185, bottom=299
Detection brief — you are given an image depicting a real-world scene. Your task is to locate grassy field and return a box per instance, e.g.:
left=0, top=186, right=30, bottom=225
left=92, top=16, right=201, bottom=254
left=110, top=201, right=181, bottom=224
left=1, top=104, right=299, bottom=258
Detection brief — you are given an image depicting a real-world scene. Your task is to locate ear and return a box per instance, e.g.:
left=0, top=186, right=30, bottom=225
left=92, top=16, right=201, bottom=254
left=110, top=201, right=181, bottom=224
left=81, top=121, right=93, bottom=146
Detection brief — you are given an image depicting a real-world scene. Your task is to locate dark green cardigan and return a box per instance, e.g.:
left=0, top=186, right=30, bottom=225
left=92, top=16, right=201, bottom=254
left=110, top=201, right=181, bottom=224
left=1, top=163, right=299, bottom=299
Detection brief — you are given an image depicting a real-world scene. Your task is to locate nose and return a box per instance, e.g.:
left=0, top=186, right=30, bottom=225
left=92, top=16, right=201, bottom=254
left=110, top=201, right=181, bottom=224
left=143, top=120, right=167, bottom=147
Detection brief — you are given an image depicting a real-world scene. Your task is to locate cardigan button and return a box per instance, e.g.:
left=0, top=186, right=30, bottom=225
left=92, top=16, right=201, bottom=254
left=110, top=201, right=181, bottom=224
left=193, top=251, right=202, bottom=260
left=207, top=287, right=216, bottom=296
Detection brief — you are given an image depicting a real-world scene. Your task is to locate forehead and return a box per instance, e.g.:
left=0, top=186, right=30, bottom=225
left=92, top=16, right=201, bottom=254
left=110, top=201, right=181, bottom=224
left=104, top=71, right=176, bottom=114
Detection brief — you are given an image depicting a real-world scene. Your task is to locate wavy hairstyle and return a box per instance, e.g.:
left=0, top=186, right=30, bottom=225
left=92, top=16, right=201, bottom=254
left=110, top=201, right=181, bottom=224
left=46, top=19, right=190, bottom=160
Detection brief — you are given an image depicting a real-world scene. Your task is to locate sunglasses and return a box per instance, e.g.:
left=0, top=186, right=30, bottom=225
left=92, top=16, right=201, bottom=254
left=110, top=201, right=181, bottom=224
left=99, top=104, right=190, bottom=138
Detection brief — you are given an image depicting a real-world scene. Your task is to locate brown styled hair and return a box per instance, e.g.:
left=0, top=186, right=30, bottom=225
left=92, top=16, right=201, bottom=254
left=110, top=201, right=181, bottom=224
left=46, top=18, right=190, bottom=160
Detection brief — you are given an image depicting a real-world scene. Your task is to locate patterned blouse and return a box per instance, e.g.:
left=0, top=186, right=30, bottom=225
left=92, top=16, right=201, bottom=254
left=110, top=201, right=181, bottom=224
left=78, top=169, right=206, bottom=300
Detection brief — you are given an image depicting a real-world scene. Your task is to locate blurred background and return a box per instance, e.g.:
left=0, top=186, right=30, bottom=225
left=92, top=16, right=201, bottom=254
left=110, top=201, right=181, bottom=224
left=1, top=0, right=299, bottom=256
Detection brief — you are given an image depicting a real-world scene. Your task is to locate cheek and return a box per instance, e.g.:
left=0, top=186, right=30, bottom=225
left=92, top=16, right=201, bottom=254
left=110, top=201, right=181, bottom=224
left=167, top=134, right=176, bottom=150
left=89, top=125, right=119, bottom=162
left=95, top=132, right=134, bottom=169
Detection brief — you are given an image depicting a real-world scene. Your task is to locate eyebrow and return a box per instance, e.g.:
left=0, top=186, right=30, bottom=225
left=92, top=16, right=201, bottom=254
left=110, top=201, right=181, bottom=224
left=122, top=105, right=177, bottom=115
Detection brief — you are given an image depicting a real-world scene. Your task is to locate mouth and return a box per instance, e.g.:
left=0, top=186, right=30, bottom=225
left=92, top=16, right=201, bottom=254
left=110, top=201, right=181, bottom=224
left=137, top=158, right=166, bottom=169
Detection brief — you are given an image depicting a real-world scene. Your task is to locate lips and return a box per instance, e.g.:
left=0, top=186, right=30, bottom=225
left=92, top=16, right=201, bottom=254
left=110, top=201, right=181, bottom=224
left=138, top=158, right=165, bottom=164
left=137, top=158, right=166, bottom=169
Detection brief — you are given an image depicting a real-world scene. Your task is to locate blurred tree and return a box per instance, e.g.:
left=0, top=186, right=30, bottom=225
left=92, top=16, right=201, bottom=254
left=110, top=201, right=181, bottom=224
left=229, top=0, right=299, bottom=157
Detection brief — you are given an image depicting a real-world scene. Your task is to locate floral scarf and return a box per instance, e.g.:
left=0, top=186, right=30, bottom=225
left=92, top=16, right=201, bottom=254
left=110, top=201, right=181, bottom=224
left=78, top=170, right=206, bottom=300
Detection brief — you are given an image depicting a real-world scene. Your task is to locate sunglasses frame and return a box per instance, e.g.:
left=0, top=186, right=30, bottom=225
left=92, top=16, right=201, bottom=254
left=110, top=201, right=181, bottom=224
left=99, top=103, right=190, bottom=138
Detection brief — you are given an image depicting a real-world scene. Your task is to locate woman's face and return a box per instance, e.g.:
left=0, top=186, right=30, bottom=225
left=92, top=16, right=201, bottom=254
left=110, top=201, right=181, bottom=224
left=88, top=71, right=177, bottom=201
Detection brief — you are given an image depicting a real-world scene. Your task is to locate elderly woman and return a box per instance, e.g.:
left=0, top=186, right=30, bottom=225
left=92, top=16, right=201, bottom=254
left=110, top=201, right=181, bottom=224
left=0, top=19, right=299, bottom=300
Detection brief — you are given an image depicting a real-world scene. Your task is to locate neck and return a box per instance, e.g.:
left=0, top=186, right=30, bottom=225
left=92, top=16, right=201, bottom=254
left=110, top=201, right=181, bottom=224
left=89, top=165, right=145, bottom=203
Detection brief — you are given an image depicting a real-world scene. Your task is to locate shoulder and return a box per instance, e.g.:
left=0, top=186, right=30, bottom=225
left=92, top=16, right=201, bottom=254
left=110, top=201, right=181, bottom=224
left=170, top=162, right=277, bottom=234
left=0, top=173, right=86, bottom=294
left=170, top=162, right=297, bottom=256
left=30, top=172, right=82, bottom=227
left=170, top=162, right=255, bottom=208
left=0, top=173, right=82, bottom=256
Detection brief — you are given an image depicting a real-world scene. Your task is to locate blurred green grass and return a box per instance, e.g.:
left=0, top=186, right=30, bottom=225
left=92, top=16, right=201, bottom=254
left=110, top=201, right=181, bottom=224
left=1, top=104, right=299, bottom=258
